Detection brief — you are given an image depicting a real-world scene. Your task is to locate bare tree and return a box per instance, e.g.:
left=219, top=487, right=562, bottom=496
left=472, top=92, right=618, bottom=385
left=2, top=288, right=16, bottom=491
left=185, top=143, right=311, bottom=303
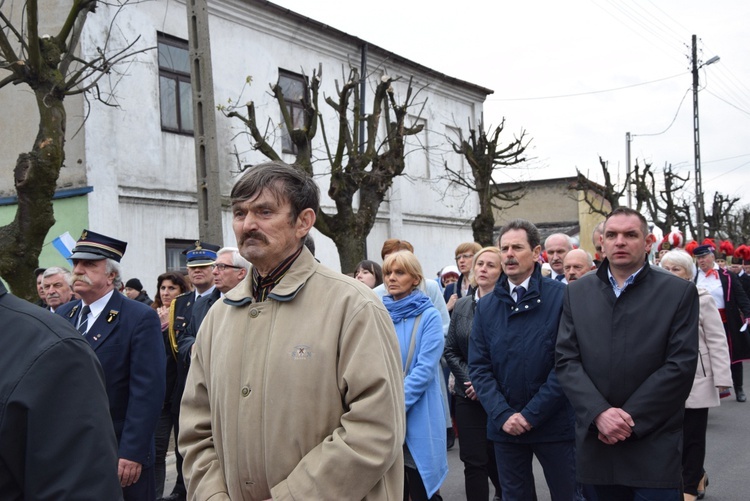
left=725, top=205, right=750, bottom=245
left=631, top=161, right=690, bottom=236
left=705, top=192, right=740, bottom=239
left=445, top=119, right=530, bottom=246
left=0, top=0, right=145, bottom=299
left=573, top=157, right=624, bottom=217
left=227, top=65, right=424, bottom=272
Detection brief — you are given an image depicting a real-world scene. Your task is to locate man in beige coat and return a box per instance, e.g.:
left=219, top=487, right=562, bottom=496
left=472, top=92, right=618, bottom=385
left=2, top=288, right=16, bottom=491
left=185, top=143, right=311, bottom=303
left=179, top=162, right=406, bottom=500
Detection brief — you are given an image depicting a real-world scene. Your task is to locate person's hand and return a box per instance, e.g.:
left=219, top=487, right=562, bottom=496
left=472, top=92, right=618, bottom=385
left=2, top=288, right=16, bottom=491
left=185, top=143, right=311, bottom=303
left=446, top=293, right=458, bottom=312
left=118, top=458, right=142, bottom=487
left=464, top=381, right=478, bottom=401
left=502, top=412, right=532, bottom=436
left=157, top=306, right=170, bottom=323
left=594, top=407, right=634, bottom=444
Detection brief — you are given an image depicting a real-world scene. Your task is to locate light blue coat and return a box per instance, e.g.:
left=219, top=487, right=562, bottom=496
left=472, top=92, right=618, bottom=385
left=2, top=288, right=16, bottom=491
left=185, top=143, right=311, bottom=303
left=384, top=291, right=448, bottom=498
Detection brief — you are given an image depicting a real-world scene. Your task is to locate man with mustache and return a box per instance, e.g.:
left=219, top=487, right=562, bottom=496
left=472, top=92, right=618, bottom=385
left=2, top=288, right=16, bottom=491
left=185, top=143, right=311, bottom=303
left=469, top=219, right=576, bottom=499
left=56, top=230, right=165, bottom=501
left=42, top=266, right=74, bottom=312
left=563, top=249, right=596, bottom=283
left=179, top=161, right=405, bottom=500
left=544, top=233, right=573, bottom=283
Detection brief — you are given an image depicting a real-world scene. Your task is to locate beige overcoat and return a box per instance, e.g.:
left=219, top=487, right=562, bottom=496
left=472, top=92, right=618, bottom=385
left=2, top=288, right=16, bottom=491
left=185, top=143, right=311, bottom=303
left=686, top=288, right=733, bottom=409
left=179, top=248, right=405, bottom=500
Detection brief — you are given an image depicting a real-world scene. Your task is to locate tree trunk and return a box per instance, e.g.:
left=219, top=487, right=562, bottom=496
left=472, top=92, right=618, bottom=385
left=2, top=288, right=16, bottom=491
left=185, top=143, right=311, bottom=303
left=0, top=86, right=66, bottom=300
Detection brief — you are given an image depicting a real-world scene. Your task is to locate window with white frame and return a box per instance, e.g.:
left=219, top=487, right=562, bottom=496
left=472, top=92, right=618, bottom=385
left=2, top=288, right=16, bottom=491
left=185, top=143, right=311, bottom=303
left=158, top=34, right=194, bottom=134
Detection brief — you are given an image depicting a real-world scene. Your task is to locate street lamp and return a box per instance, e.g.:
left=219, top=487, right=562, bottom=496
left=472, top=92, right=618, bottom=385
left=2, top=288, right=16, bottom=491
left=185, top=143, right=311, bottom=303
left=692, top=34, right=720, bottom=241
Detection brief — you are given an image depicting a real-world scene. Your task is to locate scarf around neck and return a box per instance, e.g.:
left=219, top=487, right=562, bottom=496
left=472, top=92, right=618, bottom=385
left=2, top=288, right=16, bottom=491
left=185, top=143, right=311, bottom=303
left=383, top=289, right=433, bottom=323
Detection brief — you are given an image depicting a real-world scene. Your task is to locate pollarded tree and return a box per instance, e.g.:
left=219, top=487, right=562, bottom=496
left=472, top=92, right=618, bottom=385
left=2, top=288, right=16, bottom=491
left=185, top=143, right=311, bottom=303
left=573, top=156, right=624, bottom=217
left=631, top=161, right=691, bottom=236
left=0, top=0, right=144, bottom=299
left=226, top=65, right=424, bottom=272
left=445, top=119, right=530, bottom=246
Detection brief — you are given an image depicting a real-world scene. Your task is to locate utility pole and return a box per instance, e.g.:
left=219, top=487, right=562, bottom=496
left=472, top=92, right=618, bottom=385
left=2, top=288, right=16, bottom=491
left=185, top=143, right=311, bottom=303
left=692, top=34, right=705, bottom=242
left=187, top=0, right=223, bottom=245
left=625, top=132, right=632, bottom=208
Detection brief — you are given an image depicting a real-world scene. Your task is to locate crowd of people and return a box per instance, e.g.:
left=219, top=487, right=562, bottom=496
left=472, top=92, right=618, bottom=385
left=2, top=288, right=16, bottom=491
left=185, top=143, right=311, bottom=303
left=4, top=160, right=750, bottom=501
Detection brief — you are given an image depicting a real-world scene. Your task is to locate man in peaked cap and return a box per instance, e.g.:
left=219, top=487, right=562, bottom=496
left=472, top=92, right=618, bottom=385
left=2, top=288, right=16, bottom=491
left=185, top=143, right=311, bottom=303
left=159, top=241, right=220, bottom=501
left=694, top=243, right=750, bottom=402
left=56, top=229, right=166, bottom=501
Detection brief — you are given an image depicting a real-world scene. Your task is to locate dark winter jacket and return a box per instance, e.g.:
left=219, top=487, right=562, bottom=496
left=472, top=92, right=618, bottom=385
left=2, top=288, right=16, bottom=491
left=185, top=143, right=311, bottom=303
left=469, top=263, right=574, bottom=443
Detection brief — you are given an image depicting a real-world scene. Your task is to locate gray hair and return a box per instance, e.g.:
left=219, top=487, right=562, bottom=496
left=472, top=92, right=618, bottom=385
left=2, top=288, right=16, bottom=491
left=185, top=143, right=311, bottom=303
left=544, top=233, right=573, bottom=251
left=217, top=247, right=251, bottom=273
left=43, top=266, right=72, bottom=282
left=659, top=249, right=696, bottom=278
left=105, top=259, right=123, bottom=289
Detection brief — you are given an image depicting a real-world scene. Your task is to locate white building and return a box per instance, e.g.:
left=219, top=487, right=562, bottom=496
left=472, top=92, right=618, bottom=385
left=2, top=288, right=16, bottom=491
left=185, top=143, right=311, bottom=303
left=0, top=0, right=491, bottom=293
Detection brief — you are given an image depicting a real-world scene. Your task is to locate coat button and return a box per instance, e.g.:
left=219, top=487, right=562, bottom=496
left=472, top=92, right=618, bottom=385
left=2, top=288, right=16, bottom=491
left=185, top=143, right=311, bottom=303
left=250, top=309, right=259, bottom=318
left=241, top=387, right=251, bottom=397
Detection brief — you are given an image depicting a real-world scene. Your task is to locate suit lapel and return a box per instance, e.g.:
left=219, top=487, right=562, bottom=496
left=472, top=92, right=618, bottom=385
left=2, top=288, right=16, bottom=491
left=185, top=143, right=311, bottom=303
left=85, top=293, right=123, bottom=349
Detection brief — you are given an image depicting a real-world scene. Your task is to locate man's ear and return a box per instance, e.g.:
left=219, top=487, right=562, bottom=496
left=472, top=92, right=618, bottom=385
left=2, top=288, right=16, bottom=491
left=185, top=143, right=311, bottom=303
left=296, top=208, right=316, bottom=238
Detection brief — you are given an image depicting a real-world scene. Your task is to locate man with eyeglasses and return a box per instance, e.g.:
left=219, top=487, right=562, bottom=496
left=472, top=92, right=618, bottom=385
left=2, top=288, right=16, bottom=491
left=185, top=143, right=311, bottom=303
left=177, top=247, right=250, bottom=366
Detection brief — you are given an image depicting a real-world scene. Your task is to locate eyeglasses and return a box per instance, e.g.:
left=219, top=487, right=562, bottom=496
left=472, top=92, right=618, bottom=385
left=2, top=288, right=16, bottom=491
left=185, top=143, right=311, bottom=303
left=455, top=253, right=474, bottom=262
left=211, top=263, right=243, bottom=271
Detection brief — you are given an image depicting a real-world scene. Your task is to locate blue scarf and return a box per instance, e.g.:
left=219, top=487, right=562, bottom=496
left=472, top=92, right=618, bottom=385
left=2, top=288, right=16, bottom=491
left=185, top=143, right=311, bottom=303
left=383, top=289, right=433, bottom=323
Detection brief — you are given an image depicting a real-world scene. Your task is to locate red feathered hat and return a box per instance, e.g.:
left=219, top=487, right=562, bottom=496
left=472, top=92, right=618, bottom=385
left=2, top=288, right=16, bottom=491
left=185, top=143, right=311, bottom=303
left=685, top=240, right=699, bottom=256
left=719, top=240, right=735, bottom=259
left=734, top=244, right=750, bottom=265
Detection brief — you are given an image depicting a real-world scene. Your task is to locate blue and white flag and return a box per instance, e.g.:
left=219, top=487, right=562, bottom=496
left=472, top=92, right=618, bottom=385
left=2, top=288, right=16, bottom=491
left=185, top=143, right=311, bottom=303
left=52, top=231, right=77, bottom=264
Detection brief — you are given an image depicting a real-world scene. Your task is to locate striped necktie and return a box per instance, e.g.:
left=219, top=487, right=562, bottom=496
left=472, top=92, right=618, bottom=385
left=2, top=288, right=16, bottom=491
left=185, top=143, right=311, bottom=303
left=77, top=305, right=91, bottom=335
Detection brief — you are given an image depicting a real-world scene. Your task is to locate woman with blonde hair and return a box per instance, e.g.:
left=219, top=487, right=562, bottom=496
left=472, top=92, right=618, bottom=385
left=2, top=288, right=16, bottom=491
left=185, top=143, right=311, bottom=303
left=445, top=247, right=503, bottom=500
left=660, top=249, right=732, bottom=501
left=382, top=251, right=448, bottom=500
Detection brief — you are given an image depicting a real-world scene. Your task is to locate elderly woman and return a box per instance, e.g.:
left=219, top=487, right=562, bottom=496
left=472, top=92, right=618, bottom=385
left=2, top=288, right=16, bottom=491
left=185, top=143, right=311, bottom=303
left=660, top=250, right=732, bottom=501
left=382, top=251, right=448, bottom=501
left=444, top=247, right=503, bottom=501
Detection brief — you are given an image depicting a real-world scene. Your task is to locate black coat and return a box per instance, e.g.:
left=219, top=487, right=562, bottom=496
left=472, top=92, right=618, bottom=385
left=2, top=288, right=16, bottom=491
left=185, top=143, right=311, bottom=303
left=444, top=293, right=476, bottom=398
left=0, top=283, right=122, bottom=500
left=556, top=260, right=699, bottom=488
left=695, top=268, right=750, bottom=361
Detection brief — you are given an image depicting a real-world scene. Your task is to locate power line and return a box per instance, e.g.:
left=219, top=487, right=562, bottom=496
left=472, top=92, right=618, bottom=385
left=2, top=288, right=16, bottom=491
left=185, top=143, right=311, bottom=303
left=489, top=72, right=687, bottom=102
left=633, top=87, right=691, bottom=137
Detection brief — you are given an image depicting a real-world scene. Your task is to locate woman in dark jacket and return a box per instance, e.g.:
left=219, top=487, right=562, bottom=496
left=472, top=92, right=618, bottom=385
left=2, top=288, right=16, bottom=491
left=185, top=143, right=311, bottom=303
left=444, top=247, right=503, bottom=501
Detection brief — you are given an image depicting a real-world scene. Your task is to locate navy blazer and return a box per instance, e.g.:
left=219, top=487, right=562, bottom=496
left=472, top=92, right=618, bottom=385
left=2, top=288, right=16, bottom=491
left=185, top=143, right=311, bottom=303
left=57, top=291, right=166, bottom=467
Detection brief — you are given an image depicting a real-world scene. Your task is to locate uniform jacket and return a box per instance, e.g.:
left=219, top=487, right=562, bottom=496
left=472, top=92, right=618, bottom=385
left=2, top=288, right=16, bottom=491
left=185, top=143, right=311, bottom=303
left=697, top=268, right=750, bottom=361
left=179, top=247, right=405, bottom=501
left=0, top=284, right=122, bottom=500
left=444, top=293, right=476, bottom=398
left=174, top=288, right=222, bottom=411
left=687, top=289, right=733, bottom=408
left=468, top=263, right=574, bottom=443
left=57, top=291, right=166, bottom=467
left=384, top=291, right=448, bottom=498
left=738, top=271, right=750, bottom=298
left=556, top=260, right=699, bottom=488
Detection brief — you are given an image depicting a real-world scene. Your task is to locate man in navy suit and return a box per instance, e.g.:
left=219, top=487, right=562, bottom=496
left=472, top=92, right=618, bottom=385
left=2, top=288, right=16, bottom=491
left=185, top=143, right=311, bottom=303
left=57, top=229, right=165, bottom=501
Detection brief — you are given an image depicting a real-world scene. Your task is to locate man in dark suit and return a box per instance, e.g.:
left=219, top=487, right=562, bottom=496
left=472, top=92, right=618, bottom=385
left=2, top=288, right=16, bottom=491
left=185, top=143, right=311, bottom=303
left=556, top=208, right=699, bottom=499
left=694, top=244, right=750, bottom=402
left=56, top=230, right=165, bottom=501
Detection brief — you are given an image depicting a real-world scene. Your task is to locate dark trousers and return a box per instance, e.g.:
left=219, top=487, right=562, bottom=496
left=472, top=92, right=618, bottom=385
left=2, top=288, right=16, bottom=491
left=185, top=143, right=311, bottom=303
left=455, top=397, right=500, bottom=500
left=592, top=485, right=680, bottom=500
left=154, top=406, right=185, bottom=497
left=123, top=465, right=156, bottom=501
left=404, top=466, right=443, bottom=501
left=494, top=440, right=576, bottom=501
left=682, top=407, right=709, bottom=495
left=731, top=360, right=743, bottom=388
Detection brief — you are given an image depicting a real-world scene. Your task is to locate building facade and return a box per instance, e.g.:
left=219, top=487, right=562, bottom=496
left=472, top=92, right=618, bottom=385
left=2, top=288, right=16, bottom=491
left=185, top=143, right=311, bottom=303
left=0, top=0, right=491, bottom=292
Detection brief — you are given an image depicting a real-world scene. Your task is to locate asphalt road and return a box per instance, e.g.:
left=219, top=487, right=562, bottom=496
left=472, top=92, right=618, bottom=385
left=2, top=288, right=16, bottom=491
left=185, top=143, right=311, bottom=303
left=165, top=363, right=749, bottom=500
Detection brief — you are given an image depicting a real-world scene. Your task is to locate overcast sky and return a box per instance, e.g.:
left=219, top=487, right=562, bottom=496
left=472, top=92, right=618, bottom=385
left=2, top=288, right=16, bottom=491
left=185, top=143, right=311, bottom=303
left=272, top=0, right=750, bottom=214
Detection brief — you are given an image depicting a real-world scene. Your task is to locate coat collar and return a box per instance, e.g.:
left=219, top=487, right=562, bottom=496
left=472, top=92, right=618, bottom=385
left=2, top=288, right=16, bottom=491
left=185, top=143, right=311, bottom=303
left=224, top=246, right=318, bottom=306
left=494, top=262, right=543, bottom=305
